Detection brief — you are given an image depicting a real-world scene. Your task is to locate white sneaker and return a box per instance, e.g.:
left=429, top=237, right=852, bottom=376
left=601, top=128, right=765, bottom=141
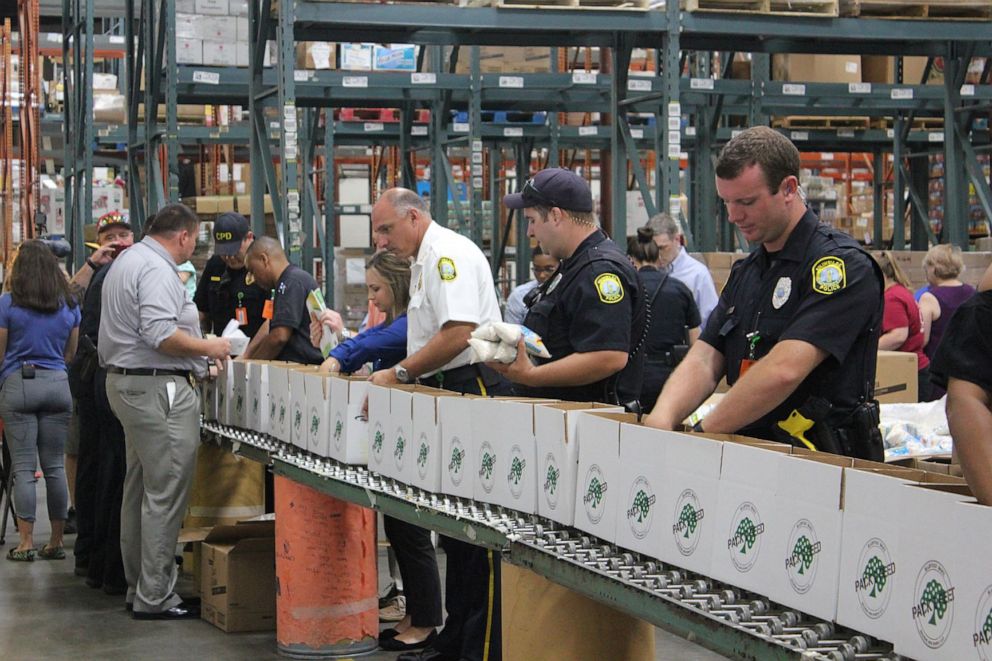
left=379, top=595, right=407, bottom=622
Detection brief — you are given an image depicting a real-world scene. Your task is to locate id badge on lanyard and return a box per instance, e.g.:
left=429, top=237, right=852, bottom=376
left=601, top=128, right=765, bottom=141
left=740, top=331, right=761, bottom=377
left=235, top=292, right=248, bottom=326
left=262, top=289, right=275, bottom=320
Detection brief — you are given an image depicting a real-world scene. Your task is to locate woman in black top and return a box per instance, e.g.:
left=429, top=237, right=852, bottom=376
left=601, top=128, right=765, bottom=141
left=628, top=227, right=702, bottom=412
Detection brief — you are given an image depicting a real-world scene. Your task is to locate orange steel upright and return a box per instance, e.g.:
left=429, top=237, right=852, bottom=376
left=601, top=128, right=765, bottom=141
left=274, top=475, right=378, bottom=657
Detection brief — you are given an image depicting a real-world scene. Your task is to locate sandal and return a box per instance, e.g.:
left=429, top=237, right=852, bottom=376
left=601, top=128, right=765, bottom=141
left=6, top=548, right=34, bottom=562
left=37, top=546, right=66, bottom=560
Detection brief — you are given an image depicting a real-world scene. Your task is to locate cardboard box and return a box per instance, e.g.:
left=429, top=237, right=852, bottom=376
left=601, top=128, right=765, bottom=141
left=267, top=364, right=290, bottom=442
left=236, top=43, right=249, bottom=68
left=615, top=423, right=667, bottom=559
left=772, top=54, right=861, bottom=84
left=246, top=361, right=270, bottom=434
left=287, top=367, right=315, bottom=450
left=389, top=388, right=417, bottom=484
left=893, top=484, right=975, bottom=659
left=709, top=442, right=789, bottom=594
left=469, top=398, right=503, bottom=506
left=217, top=359, right=233, bottom=426
left=367, top=384, right=392, bottom=476
left=202, top=377, right=218, bottom=422
left=947, top=502, right=992, bottom=659
left=195, top=0, right=228, bottom=14
left=329, top=376, right=368, bottom=465
left=201, top=520, right=276, bottom=632
left=489, top=400, right=545, bottom=514
left=573, top=412, right=639, bottom=543
left=175, top=13, right=203, bottom=39
left=373, top=44, right=417, bottom=72
left=229, top=0, right=248, bottom=16
left=296, top=42, right=336, bottom=70
left=203, top=41, right=239, bottom=67
left=411, top=391, right=459, bottom=493
left=767, top=455, right=846, bottom=621
left=200, top=15, right=237, bottom=42
left=534, top=403, right=623, bottom=527
left=339, top=43, right=373, bottom=71
left=304, top=372, right=331, bottom=458
left=230, top=360, right=248, bottom=428
left=836, top=468, right=917, bottom=643
left=657, top=431, right=723, bottom=576
left=862, top=55, right=933, bottom=85
left=235, top=17, right=249, bottom=42
left=438, top=395, right=477, bottom=500
left=875, top=350, right=919, bottom=404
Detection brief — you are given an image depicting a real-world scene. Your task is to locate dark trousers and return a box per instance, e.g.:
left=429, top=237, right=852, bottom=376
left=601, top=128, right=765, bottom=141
left=382, top=516, right=442, bottom=627
left=918, top=366, right=934, bottom=403
left=421, top=364, right=509, bottom=661
left=87, top=368, right=126, bottom=589
left=73, top=390, right=100, bottom=567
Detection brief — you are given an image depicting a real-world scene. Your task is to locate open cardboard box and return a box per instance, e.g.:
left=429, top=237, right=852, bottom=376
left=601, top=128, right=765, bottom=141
left=303, top=371, right=332, bottom=458
left=230, top=360, right=248, bottom=428
left=411, top=390, right=461, bottom=493
left=573, top=411, right=639, bottom=544
left=245, top=360, right=270, bottom=435
left=329, top=376, right=369, bottom=465
left=614, top=422, right=668, bottom=559
left=266, top=363, right=291, bottom=443
left=200, top=520, right=276, bottom=633
left=439, top=395, right=481, bottom=500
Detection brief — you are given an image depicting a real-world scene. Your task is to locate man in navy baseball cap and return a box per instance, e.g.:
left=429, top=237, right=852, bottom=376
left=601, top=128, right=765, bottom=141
left=503, top=167, right=594, bottom=213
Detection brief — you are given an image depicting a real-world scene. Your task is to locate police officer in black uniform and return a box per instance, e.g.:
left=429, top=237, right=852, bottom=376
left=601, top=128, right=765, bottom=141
left=644, top=126, right=884, bottom=460
left=492, top=168, right=645, bottom=407
left=194, top=212, right=266, bottom=338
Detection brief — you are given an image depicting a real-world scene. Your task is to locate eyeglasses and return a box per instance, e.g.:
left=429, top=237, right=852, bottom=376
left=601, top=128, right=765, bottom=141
left=533, top=265, right=558, bottom=274
left=522, top=178, right=560, bottom=208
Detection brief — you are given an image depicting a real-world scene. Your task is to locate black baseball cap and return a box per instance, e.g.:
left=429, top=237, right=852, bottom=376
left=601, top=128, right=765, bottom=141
left=213, top=212, right=250, bottom=256
left=503, top=168, right=593, bottom=213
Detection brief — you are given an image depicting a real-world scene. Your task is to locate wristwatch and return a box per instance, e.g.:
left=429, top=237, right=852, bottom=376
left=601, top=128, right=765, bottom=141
left=394, top=364, right=412, bottom=384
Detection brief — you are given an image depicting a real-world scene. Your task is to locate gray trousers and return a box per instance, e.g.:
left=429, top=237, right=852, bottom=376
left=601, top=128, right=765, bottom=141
left=106, top=373, right=199, bottom=614
left=0, top=369, right=72, bottom=523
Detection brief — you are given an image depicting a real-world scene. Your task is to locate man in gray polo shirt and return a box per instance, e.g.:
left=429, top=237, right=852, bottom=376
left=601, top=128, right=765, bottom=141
left=99, top=203, right=230, bottom=619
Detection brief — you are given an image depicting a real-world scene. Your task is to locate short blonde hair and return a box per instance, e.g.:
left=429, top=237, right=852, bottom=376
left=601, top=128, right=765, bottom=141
left=922, top=244, right=964, bottom=281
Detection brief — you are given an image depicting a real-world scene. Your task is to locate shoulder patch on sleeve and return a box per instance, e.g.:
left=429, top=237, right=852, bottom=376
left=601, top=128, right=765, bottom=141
left=812, top=256, right=846, bottom=295
left=438, top=257, right=457, bottom=282
left=594, top=272, right=624, bottom=304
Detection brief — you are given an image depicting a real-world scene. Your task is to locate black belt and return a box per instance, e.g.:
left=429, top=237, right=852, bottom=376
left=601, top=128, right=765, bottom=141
left=108, top=366, right=192, bottom=379
left=417, top=363, right=481, bottom=388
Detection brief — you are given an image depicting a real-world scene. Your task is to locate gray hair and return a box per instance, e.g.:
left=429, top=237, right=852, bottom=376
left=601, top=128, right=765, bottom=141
left=644, top=212, right=682, bottom=239
left=382, top=188, right=430, bottom=217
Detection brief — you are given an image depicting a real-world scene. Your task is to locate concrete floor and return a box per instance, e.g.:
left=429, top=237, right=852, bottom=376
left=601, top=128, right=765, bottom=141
left=0, top=486, right=728, bottom=661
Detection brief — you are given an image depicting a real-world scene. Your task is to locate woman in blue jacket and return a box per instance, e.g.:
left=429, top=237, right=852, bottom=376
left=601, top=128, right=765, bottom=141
left=311, top=251, right=440, bottom=652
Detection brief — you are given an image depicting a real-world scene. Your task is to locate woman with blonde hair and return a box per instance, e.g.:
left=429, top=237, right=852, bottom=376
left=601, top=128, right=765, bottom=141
left=875, top=251, right=930, bottom=401
left=918, top=244, right=976, bottom=398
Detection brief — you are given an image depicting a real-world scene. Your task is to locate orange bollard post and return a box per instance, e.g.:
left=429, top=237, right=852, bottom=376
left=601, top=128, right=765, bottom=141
left=274, top=475, right=378, bottom=658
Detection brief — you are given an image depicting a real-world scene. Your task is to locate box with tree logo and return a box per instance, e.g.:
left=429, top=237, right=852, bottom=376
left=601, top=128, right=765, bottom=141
left=573, top=412, right=638, bottom=544
left=229, top=360, right=248, bottom=429
left=328, top=376, right=368, bottom=465
left=245, top=360, right=270, bottom=435
left=438, top=395, right=480, bottom=500
left=946, top=501, right=992, bottom=661
left=366, top=383, right=393, bottom=477
left=708, top=442, right=790, bottom=594
left=614, top=422, right=667, bottom=559
left=656, top=431, right=724, bottom=577
left=303, top=372, right=331, bottom=458
left=216, top=358, right=234, bottom=426
left=266, top=364, right=291, bottom=443
left=410, top=390, right=460, bottom=494
left=389, top=387, right=418, bottom=486
left=766, top=454, right=847, bottom=622
left=534, top=403, right=622, bottom=527
left=287, top=367, right=316, bottom=450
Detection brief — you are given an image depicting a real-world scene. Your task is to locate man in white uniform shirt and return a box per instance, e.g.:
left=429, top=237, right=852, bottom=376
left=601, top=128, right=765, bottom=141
left=369, top=188, right=509, bottom=661
left=644, top=212, right=719, bottom=326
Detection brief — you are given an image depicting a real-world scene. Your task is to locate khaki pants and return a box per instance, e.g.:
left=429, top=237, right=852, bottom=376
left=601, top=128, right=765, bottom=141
left=106, top=373, right=199, bottom=614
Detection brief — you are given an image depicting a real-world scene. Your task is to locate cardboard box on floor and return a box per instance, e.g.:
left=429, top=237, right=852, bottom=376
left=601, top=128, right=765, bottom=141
left=328, top=376, right=369, bottom=465
left=534, top=402, right=623, bottom=527
left=573, top=411, right=640, bottom=544
left=502, top=562, right=654, bottom=661
left=875, top=350, right=919, bottom=404
left=201, top=520, right=276, bottom=633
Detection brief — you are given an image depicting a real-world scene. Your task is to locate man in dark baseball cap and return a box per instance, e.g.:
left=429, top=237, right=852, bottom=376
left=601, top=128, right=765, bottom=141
left=490, top=167, right=645, bottom=410
left=194, top=212, right=266, bottom=338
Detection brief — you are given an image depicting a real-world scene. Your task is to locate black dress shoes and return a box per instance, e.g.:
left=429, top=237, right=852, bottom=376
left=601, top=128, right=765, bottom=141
left=380, top=629, right=437, bottom=652
left=395, top=645, right=456, bottom=661
left=379, top=627, right=399, bottom=641
left=132, top=603, right=200, bottom=620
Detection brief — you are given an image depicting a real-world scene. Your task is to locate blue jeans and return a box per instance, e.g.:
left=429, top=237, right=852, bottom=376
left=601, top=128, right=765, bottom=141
left=0, top=369, right=72, bottom=523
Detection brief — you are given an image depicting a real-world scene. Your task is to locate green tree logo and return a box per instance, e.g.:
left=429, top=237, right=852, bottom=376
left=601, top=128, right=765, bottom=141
left=252, top=397, right=258, bottom=415
left=310, top=413, right=319, bottom=436
left=791, top=536, right=814, bottom=575
left=270, top=401, right=276, bottom=420
left=293, top=409, right=302, bottom=431
left=394, top=435, right=405, bottom=459
left=372, top=430, right=384, bottom=454
left=584, top=477, right=606, bottom=508
left=630, top=490, right=652, bottom=523
left=449, top=447, right=463, bottom=473
left=678, top=503, right=699, bottom=539
left=279, top=403, right=286, bottom=423
left=480, top=452, right=495, bottom=480
left=982, top=608, right=992, bottom=642
left=418, top=443, right=429, bottom=468
left=863, top=556, right=888, bottom=598
left=333, top=419, right=343, bottom=441
left=545, top=464, right=559, bottom=494
left=735, top=518, right=758, bottom=554
left=509, top=457, right=525, bottom=485
left=922, top=579, right=950, bottom=626
left=236, top=394, right=244, bottom=412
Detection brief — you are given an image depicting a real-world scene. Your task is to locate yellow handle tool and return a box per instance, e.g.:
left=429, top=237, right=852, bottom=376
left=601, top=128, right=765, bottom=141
left=776, top=409, right=818, bottom=452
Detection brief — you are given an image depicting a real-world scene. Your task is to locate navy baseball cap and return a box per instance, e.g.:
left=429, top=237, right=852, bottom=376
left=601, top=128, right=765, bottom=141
left=503, top=168, right=593, bottom=213
left=213, top=212, right=250, bottom=256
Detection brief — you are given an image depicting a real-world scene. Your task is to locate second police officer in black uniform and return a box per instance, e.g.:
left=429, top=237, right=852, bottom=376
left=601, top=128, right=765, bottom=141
left=492, top=168, right=645, bottom=408
left=644, top=126, right=885, bottom=460
left=194, top=212, right=267, bottom=339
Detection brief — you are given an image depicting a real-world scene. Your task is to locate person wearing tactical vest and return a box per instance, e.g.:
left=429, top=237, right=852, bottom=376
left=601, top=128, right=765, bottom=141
left=644, top=126, right=885, bottom=460
left=492, top=168, right=645, bottom=408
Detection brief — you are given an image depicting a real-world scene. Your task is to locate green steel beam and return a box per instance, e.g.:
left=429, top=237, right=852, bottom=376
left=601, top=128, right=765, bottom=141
left=872, top=149, right=884, bottom=248
left=322, top=109, right=335, bottom=306
left=277, top=0, right=302, bottom=264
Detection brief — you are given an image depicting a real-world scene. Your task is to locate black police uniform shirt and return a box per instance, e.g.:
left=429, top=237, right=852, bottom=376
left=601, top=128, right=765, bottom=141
left=700, top=208, right=882, bottom=440
left=930, top=289, right=991, bottom=393
left=518, top=229, right=639, bottom=403
left=638, top=266, right=701, bottom=410
left=193, top=254, right=267, bottom=338
left=80, top=262, right=111, bottom=345
left=271, top=265, right=324, bottom=365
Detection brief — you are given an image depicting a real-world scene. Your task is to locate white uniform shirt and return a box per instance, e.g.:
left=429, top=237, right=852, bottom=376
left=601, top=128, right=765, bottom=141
left=408, top=221, right=502, bottom=374
left=668, top=246, right=719, bottom=328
